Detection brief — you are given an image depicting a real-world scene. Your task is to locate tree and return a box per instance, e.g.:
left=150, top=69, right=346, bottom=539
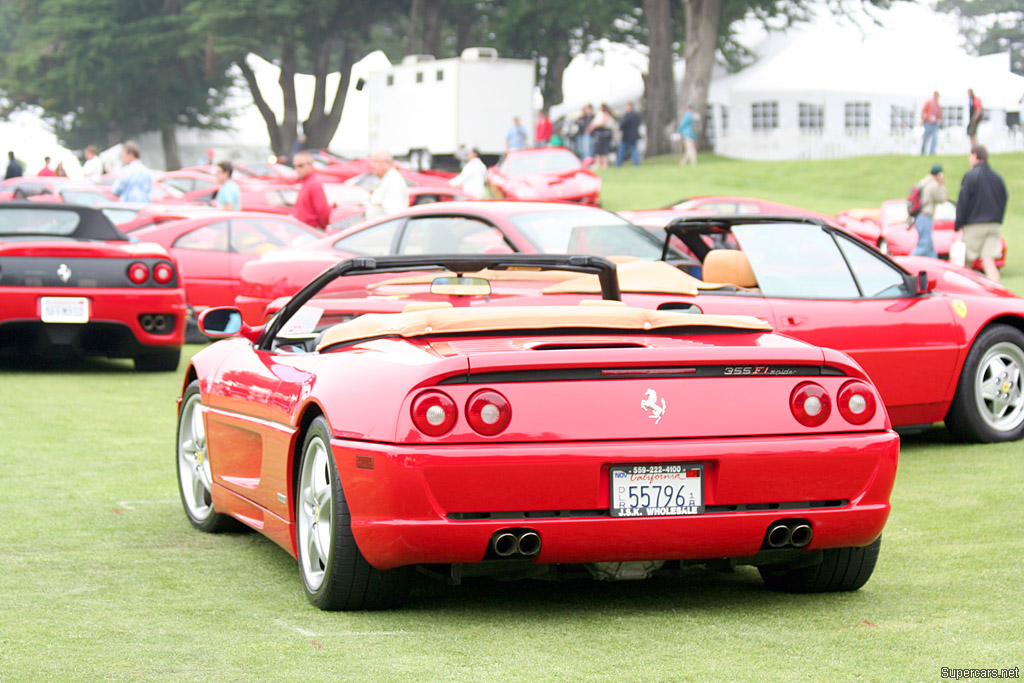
left=937, top=0, right=1024, bottom=76
left=0, top=0, right=232, bottom=168
left=187, top=0, right=407, bottom=157
left=643, top=0, right=677, bottom=156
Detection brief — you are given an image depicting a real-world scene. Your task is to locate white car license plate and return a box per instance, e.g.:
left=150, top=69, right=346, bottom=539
left=40, top=297, right=90, bottom=324
left=610, top=464, right=704, bottom=517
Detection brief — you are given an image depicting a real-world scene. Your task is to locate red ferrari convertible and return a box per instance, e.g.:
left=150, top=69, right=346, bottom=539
left=178, top=254, right=896, bottom=609
left=487, top=147, right=601, bottom=205
left=0, top=203, right=185, bottom=370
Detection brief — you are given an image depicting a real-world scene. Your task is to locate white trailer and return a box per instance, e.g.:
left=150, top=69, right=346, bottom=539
left=366, top=48, right=535, bottom=170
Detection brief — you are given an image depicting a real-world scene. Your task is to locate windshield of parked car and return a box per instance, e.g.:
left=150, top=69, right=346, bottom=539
left=510, top=210, right=667, bottom=260
left=505, top=150, right=582, bottom=176
left=0, top=208, right=81, bottom=236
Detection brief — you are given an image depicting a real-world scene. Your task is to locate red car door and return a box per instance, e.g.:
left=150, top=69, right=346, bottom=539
left=735, top=221, right=962, bottom=426
left=170, top=221, right=234, bottom=309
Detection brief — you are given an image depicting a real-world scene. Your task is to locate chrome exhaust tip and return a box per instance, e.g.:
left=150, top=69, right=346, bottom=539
left=492, top=532, right=518, bottom=557
left=789, top=523, right=813, bottom=548
left=516, top=531, right=542, bottom=557
left=140, top=315, right=154, bottom=331
left=766, top=523, right=792, bottom=549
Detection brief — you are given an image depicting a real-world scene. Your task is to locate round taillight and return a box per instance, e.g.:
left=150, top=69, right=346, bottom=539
left=410, top=391, right=457, bottom=437
left=790, top=382, right=831, bottom=427
left=127, top=262, right=149, bottom=284
left=152, top=262, right=174, bottom=285
left=838, top=381, right=877, bottom=425
left=465, top=390, right=511, bottom=436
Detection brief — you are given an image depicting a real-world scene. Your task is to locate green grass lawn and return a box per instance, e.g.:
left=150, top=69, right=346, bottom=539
left=2, top=153, right=1023, bottom=681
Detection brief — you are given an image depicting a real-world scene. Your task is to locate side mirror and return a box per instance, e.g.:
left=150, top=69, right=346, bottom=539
left=916, top=270, right=937, bottom=294
left=198, top=306, right=248, bottom=338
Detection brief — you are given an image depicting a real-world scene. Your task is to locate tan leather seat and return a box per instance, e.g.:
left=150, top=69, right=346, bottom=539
left=702, top=249, right=758, bottom=289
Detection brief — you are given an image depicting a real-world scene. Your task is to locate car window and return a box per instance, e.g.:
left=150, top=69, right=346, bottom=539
left=101, top=208, right=140, bottom=225
left=162, top=177, right=194, bottom=193
left=328, top=212, right=366, bottom=233
left=174, top=221, right=230, bottom=252
left=333, top=219, right=402, bottom=256
left=509, top=210, right=664, bottom=259
left=733, top=222, right=860, bottom=299
left=323, top=183, right=368, bottom=205
left=934, top=200, right=956, bottom=221
left=230, top=219, right=318, bottom=256
left=60, top=190, right=107, bottom=207
left=0, top=208, right=80, bottom=235
left=351, top=174, right=379, bottom=191
left=506, top=150, right=581, bottom=175
left=698, top=201, right=760, bottom=215
left=399, top=216, right=513, bottom=255
left=835, top=233, right=909, bottom=298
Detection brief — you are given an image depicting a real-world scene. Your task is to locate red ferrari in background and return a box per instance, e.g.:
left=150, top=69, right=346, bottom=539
left=178, top=253, right=896, bottom=610
left=131, top=212, right=323, bottom=312
left=0, top=177, right=118, bottom=206
left=233, top=200, right=691, bottom=323
left=487, top=147, right=602, bottom=205
left=0, top=202, right=185, bottom=370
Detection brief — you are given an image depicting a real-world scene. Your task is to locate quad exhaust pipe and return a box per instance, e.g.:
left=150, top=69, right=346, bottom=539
left=139, top=314, right=171, bottom=333
left=765, top=520, right=813, bottom=549
left=489, top=529, right=542, bottom=558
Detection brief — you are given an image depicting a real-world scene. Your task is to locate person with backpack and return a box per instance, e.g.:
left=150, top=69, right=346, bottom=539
left=909, top=163, right=947, bottom=258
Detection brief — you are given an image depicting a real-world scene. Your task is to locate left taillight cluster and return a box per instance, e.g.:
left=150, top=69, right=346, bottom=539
left=789, top=380, right=877, bottom=427
left=127, top=261, right=175, bottom=286
left=411, top=389, right=512, bottom=437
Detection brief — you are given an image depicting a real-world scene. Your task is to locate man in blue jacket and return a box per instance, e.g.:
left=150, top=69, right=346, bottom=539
left=955, top=145, right=1008, bottom=283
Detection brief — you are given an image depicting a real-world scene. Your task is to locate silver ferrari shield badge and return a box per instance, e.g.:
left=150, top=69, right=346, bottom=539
left=57, top=264, right=72, bottom=283
left=640, top=389, right=666, bottom=424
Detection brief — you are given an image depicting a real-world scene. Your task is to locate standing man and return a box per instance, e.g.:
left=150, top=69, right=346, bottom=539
left=967, top=89, right=982, bottom=147
left=955, top=145, right=1007, bottom=283
left=448, top=148, right=487, bottom=199
left=214, top=161, right=241, bottom=211
left=505, top=116, right=528, bottom=152
left=82, top=146, right=104, bottom=182
left=38, top=156, right=56, bottom=176
left=535, top=110, right=553, bottom=147
left=911, top=163, right=947, bottom=258
left=365, top=149, right=409, bottom=220
left=920, top=91, right=942, bottom=156
left=677, top=105, right=698, bottom=167
left=112, top=141, right=151, bottom=203
left=291, top=151, right=330, bottom=229
left=616, top=102, right=643, bottom=167
left=5, top=151, right=23, bottom=179
left=575, top=105, right=594, bottom=159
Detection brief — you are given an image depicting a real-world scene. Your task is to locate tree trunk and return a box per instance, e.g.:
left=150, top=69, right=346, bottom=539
left=237, top=56, right=284, bottom=156
left=278, top=42, right=299, bottom=155
left=543, top=52, right=570, bottom=108
left=681, top=0, right=720, bottom=151
left=160, top=125, right=181, bottom=171
left=407, top=0, right=424, bottom=55
left=422, top=0, right=442, bottom=57
left=304, top=42, right=355, bottom=150
left=643, top=0, right=677, bottom=156
left=455, top=9, right=475, bottom=54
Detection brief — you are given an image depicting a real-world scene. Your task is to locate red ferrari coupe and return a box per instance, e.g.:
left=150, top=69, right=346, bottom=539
left=233, top=201, right=689, bottom=324
left=178, top=254, right=896, bottom=610
left=0, top=177, right=118, bottom=207
left=487, top=147, right=602, bottom=204
left=0, top=203, right=185, bottom=370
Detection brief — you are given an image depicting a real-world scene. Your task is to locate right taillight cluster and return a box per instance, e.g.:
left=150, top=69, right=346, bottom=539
left=410, top=389, right=512, bottom=437
left=789, top=381, right=877, bottom=427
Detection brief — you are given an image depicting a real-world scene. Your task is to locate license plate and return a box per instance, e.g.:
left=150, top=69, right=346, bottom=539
left=40, top=297, right=90, bottom=324
left=610, top=464, right=704, bottom=517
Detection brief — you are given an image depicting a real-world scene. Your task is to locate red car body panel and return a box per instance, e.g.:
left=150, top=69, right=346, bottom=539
left=487, top=147, right=601, bottom=205
left=186, top=312, right=896, bottom=572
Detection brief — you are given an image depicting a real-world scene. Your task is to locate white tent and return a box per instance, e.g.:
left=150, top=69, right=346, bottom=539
left=706, top=2, right=1024, bottom=160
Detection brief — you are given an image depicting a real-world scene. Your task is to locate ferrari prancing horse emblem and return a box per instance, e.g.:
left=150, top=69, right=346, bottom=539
left=57, top=263, right=72, bottom=283
left=640, top=389, right=667, bottom=424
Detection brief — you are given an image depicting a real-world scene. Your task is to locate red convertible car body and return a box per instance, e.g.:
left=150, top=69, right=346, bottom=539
left=130, top=212, right=324, bottom=312
left=234, top=200, right=684, bottom=324
left=178, top=254, right=897, bottom=610
left=487, top=147, right=601, bottom=205
left=0, top=203, right=185, bottom=370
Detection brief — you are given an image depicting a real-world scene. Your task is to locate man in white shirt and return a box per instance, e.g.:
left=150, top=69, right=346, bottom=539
left=365, top=149, right=409, bottom=220
left=81, top=146, right=104, bottom=182
left=448, top=148, right=487, bottom=199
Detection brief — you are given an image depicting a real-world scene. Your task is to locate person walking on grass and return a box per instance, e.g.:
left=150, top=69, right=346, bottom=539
left=912, top=163, right=947, bottom=258
left=955, top=145, right=1007, bottom=283
left=678, top=105, right=697, bottom=166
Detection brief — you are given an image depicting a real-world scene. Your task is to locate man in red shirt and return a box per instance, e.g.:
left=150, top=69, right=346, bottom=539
left=967, top=89, right=982, bottom=147
left=291, top=151, right=330, bottom=229
left=535, top=110, right=553, bottom=147
left=38, top=156, right=56, bottom=176
left=919, top=91, right=941, bottom=156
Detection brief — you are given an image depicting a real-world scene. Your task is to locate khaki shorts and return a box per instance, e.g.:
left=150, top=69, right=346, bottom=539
left=962, top=222, right=1003, bottom=261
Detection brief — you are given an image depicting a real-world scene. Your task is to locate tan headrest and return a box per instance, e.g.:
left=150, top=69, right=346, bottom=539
left=702, top=250, right=757, bottom=288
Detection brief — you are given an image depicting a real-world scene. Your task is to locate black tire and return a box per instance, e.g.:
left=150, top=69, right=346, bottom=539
left=135, top=348, right=180, bottom=372
left=176, top=381, right=238, bottom=532
left=944, top=324, right=1024, bottom=443
left=759, top=536, right=881, bottom=593
left=296, top=416, right=411, bottom=610
left=184, top=314, right=209, bottom=344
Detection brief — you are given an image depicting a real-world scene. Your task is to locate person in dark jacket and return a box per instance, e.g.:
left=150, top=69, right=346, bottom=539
left=615, top=102, right=643, bottom=167
left=955, top=145, right=1008, bottom=282
left=5, top=151, right=24, bottom=179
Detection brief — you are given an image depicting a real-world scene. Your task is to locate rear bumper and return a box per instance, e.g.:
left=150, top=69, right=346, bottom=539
left=333, top=431, right=898, bottom=570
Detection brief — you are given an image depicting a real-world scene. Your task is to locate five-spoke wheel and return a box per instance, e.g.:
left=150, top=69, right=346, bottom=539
left=946, top=324, right=1024, bottom=442
left=176, top=381, right=234, bottom=531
